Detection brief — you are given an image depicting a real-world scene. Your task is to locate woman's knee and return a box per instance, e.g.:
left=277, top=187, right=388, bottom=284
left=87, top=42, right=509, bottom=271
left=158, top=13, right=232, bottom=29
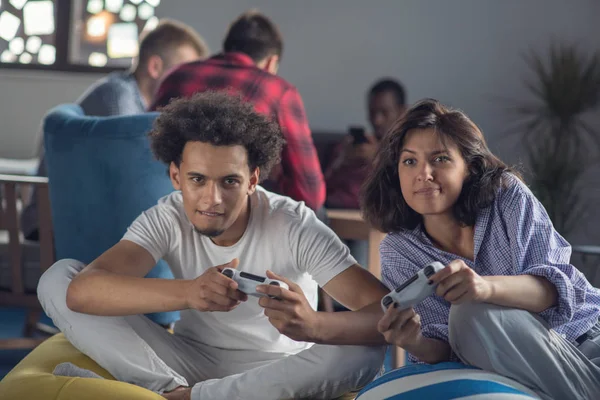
left=449, top=302, right=495, bottom=327
left=448, top=302, right=500, bottom=348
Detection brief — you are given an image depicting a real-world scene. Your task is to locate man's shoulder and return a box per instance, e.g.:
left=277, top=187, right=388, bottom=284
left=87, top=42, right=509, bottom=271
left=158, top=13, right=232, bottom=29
left=165, top=59, right=206, bottom=78
left=156, top=190, right=183, bottom=209
left=87, top=72, right=135, bottom=93
left=249, top=67, right=295, bottom=90
left=78, top=72, right=136, bottom=106
left=178, top=56, right=296, bottom=93
left=256, top=72, right=297, bottom=98
left=254, top=187, right=309, bottom=225
left=148, top=191, right=186, bottom=222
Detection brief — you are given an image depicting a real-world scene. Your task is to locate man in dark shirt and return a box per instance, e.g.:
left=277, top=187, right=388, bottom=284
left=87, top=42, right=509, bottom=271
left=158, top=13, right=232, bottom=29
left=324, top=79, right=406, bottom=270
left=325, top=79, right=407, bottom=209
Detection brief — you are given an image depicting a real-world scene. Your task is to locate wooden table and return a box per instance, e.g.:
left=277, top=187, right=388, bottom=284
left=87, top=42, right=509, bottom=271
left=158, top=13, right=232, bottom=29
left=325, top=209, right=405, bottom=367
left=326, top=209, right=386, bottom=277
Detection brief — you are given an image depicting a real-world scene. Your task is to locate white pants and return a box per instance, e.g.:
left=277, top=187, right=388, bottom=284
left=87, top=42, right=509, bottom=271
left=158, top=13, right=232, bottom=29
left=37, top=259, right=385, bottom=400
left=449, top=302, right=600, bottom=400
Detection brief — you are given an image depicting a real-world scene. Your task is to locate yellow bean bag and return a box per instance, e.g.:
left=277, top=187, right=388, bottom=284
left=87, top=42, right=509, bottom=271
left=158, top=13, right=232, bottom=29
left=0, top=333, right=163, bottom=400
left=0, top=334, right=358, bottom=400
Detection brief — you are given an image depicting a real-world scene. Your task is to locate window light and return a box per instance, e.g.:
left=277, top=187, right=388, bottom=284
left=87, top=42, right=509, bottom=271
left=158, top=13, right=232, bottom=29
left=1, top=50, right=16, bottom=63
left=86, top=0, right=103, bottom=14
left=0, top=11, right=21, bottom=41
left=105, top=0, right=123, bottom=13
left=143, top=16, right=158, bottom=32
left=119, top=4, right=136, bottom=22
left=88, top=52, right=107, bottom=67
left=87, top=15, right=107, bottom=38
left=9, top=0, right=27, bottom=11
left=23, top=1, right=55, bottom=36
left=8, top=37, right=25, bottom=55
left=18, top=51, right=32, bottom=64
left=25, top=36, right=42, bottom=53
left=107, top=23, right=138, bottom=58
left=38, top=44, right=55, bottom=64
left=137, top=3, right=154, bottom=20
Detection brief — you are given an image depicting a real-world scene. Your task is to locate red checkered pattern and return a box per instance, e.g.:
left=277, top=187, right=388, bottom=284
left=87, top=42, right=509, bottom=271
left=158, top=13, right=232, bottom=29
left=151, top=52, right=325, bottom=210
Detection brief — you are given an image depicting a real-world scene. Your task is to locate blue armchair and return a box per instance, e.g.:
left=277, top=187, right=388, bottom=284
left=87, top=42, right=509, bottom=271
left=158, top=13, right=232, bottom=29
left=43, top=104, right=178, bottom=325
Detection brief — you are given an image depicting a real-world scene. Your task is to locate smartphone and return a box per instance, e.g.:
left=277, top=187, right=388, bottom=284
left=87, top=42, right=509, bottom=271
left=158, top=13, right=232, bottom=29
left=349, top=126, right=368, bottom=145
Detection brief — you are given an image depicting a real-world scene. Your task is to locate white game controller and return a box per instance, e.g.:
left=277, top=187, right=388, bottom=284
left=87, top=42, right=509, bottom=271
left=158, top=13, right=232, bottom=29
left=381, top=261, right=445, bottom=312
left=221, top=268, right=289, bottom=299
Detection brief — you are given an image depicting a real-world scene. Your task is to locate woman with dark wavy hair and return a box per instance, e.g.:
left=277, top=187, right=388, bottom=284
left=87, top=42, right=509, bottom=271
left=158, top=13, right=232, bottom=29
left=362, top=99, right=600, bottom=399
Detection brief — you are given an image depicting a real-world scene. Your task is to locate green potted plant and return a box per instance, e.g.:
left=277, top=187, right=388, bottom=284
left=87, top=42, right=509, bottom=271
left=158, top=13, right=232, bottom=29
left=514, top=44, right=600, bottom=237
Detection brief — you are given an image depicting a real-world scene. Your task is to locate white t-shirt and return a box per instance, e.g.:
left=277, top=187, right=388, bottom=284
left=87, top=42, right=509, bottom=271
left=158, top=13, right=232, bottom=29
left=122, top=187, right=356, bottom=355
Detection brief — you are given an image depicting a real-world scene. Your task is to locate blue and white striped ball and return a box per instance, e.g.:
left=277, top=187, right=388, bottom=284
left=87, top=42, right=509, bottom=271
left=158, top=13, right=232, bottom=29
left=356, top=362, right=539, bottom=400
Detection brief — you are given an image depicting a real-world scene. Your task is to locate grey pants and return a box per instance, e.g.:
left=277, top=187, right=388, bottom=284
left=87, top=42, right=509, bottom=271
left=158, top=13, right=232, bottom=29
left=449, top=302, right=600, bottom=400
left=37, top=259, right=385, bottom=400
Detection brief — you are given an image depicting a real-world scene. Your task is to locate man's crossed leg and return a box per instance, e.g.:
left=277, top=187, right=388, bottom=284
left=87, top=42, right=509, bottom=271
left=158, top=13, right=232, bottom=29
left=38, top=259, right=385, bottom=400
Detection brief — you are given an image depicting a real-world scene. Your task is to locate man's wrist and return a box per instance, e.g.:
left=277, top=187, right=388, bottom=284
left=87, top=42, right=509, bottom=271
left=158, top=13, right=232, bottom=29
left=310, top=311, right=327, bottom=344
left=181, top=279, right=195, bottom=310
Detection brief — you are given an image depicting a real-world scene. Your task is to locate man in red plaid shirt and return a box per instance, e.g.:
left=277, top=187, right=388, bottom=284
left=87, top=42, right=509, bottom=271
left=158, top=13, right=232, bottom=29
left=151, top=11, right=325, bottom=211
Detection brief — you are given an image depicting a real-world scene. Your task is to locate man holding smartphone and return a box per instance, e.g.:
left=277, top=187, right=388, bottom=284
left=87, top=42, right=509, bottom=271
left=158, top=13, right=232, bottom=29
left=325, top=79, right=406, bottom=209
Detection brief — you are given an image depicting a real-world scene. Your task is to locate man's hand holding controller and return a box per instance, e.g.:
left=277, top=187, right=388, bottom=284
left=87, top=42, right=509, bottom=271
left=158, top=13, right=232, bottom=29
left=184, top=258, right=248, bottom=312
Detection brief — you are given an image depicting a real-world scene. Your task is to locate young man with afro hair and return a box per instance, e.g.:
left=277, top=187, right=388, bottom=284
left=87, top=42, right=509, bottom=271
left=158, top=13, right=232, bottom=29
left=38, top=92, right=388, bottom=400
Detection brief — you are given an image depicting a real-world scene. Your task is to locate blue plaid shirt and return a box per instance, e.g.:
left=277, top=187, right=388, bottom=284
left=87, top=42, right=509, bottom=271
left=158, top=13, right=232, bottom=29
left=380, top=174, right=600, bottom=363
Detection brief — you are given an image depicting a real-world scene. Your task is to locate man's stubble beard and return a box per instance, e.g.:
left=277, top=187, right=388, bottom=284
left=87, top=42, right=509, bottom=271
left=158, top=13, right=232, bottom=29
left=193, top=226, right=225, bottom=237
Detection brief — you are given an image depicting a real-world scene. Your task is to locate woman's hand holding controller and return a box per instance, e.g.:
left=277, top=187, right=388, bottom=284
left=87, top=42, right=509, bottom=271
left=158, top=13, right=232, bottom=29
left=429, top=259, right=492, bottom=304
left=377, top=304, right=423, bottom=348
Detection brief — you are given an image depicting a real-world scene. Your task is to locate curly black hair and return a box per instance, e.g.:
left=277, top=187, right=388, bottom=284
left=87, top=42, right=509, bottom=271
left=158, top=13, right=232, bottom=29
left=361, top=98, right=520, bottom=233
left=149, top=91, right=285, bottom=181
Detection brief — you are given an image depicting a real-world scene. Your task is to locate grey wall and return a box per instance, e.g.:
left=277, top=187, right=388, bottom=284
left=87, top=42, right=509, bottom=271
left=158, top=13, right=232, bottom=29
left=0, top=0, right=598, bottom=244
left=0, top=70, right=97, bottom=159
left=154, top=0, right=599, bottom=157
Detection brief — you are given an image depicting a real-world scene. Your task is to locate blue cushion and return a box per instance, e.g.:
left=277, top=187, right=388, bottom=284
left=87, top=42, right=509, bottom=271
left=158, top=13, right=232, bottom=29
left=357, top=362, right=539, bottom=400
left=43, top=104, right=178, bottom=325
